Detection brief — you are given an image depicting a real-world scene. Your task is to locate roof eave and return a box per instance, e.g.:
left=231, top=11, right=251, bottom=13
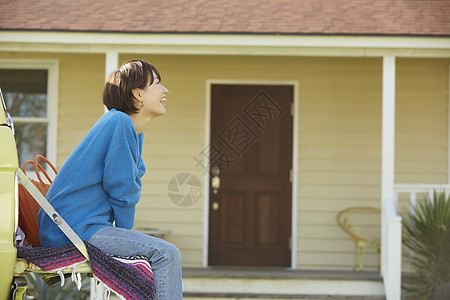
left=1, top=30, right=449, bottom=58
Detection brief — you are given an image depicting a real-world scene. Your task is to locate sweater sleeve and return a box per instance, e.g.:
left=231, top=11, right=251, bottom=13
left=103, top=142, right=142, bottom=229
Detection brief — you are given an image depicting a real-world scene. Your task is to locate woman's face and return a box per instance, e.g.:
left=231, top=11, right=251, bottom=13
left=139, top=71, right=168, bottom=118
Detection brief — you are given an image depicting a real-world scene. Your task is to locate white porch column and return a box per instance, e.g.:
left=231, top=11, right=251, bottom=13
left=381, top=55, right=401, bottom=300
left=105, top=51, right=119, bottom=81
left=103, top=51, right=119, bottom=113
left=381, top=56, right=396, bottom=209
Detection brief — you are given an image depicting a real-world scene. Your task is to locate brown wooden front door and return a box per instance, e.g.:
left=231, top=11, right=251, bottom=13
left=208, top=84, right=293, bottom=267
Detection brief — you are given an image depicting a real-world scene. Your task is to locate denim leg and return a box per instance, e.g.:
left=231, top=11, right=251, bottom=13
left=88, top=226, right=183, bottom=300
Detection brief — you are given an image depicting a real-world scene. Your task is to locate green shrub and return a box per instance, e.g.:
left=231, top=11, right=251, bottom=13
left=402, top=191, right=450, bottom=300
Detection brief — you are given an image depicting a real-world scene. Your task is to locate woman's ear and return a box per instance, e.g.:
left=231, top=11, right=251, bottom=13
left=132, top=88, right=141, bottom=100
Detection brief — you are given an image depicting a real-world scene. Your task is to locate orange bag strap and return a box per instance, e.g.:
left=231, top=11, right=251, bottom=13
left=22, top=160, right=34, bottom=176
left=22, top=155, right=58, bottom=184
left=34, top=155, right=57, bottom=184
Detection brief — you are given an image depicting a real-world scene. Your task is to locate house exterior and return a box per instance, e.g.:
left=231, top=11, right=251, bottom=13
left=1, top=1, right=450, bottom=299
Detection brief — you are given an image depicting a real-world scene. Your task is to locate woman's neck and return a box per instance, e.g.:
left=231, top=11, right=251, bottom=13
left=128, top=112, right=153, bottom=135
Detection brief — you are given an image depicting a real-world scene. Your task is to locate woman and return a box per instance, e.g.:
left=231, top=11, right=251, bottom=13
left=38, top=60, right=182, bottom=300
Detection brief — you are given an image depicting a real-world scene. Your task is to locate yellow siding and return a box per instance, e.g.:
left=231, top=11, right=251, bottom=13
left=395, top=60, right=450, bottom=264
left=119, top=55, right=384, bottom=269
left=125, top=55, right=449, bottom=270
left=297, top=57, right=450, bottom=270
left=55, top=54, right=105, bottom=164
left=2, top=51, right=449, bottom=271
left=396, top=58, right=449, bottom=184
left=296, top=58, right=383, bottom=270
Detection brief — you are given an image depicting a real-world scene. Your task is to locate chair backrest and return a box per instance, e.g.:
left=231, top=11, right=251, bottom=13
left=336, top=206, right=381, bottom=245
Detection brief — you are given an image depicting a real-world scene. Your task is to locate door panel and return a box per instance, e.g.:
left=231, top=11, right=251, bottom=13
left=255, top=193, right=281, bottom=245
left=220, top=192, right=245, bottom=244
left=208, top=84, right=293, bottom=267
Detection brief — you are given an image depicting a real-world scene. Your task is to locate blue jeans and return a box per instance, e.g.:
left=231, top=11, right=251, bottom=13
left=88, top=226, right=183, bottom=300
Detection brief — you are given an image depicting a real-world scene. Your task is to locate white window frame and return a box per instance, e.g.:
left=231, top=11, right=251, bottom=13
left=0, top=58, right=59, bottom=166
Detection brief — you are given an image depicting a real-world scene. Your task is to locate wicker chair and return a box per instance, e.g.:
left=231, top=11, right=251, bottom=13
left=336, top=206, right=381, bottom=271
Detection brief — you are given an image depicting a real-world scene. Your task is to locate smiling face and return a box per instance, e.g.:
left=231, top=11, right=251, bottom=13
left=135, top=71, right=169, bottom=119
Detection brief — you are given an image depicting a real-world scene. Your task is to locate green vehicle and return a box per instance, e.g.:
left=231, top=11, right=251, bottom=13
left=0, top=87, right=20, bottom=299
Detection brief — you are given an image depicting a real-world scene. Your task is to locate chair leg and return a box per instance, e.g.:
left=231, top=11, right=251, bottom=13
left=9, top=276, right=27, bottom=300
left=377, top=247, right=381, bottom=271
left=357, top=240, right=366, bottom=271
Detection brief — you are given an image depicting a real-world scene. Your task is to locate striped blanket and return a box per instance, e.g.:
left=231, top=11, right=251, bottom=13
left=17, top=242, right=156, bottom=300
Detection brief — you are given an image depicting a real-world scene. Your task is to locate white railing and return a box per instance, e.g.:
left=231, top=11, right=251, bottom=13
left=394, top=184, right=450, bottom=216
left=383, top=184, right=450, bottom=300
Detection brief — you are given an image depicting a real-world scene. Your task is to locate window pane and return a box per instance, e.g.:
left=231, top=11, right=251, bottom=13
left=0, top=68, right=49, bottom=167
left=0, top=69, right=47, bottom=118
left=14, top=122, right=47, bottom=168
left=4, top=92, right=47, bottom=118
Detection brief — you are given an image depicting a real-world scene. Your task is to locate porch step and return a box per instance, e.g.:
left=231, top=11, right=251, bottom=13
left=182, top=268, right=385, bottom=300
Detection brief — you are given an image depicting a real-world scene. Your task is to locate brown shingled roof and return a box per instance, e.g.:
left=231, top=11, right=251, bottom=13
left=1, top=0, right=450, bottom=36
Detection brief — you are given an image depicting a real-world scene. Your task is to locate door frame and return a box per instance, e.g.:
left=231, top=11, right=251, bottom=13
left=202, top=79, right=299, bottom=269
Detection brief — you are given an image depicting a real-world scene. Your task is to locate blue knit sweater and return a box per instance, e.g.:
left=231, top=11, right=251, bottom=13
left=38, top=109, right=145, bottom=247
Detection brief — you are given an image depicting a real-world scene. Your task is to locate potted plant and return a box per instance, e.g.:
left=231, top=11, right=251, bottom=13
left=402, top=191, right=450, bottom=300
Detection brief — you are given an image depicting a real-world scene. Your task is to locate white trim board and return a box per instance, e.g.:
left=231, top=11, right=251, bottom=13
left=1, top=31, right=450, bottom=58
left=2, top=31, right=450, bottom=49
left=202, top=79, right=299, bottom=269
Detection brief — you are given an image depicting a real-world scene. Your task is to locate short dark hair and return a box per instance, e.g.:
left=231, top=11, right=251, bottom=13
left=103, top=60, right=161, bottom=114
